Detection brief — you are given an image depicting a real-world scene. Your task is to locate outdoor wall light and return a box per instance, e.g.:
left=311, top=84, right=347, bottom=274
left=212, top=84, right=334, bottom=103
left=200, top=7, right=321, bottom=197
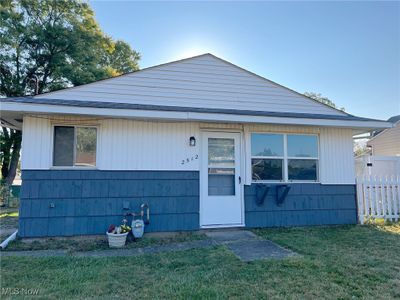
left=189, top=136, right=196, bottom=146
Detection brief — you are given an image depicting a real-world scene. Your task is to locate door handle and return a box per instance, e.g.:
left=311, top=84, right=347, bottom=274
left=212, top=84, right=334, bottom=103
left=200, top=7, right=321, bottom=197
left=238, top=176, right=241, bottom=184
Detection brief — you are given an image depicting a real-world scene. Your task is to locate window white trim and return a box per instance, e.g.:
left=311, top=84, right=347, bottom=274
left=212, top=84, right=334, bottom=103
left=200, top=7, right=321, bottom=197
left=250, top=132, right=320, bottom=183
left=50, top=124, right=99, bottom=168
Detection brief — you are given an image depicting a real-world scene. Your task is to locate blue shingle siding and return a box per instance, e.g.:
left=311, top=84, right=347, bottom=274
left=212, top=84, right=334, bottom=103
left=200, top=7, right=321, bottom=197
left=244, top=184, right=357, bottom=227
left=19, top=170, right=200, bottom=237
left=19, top=170, right=356, bottom=237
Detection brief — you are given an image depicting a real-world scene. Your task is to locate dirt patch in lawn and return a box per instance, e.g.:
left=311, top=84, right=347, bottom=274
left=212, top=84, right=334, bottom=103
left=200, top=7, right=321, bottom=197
left=3, top=231, right=207, bottom=252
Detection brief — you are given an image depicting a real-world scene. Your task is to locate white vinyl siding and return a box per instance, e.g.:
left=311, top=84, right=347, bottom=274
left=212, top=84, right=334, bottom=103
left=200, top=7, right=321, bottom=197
left=319, top=127, right=355, bottom=184
left=21, top=116, right=52, bottom=169
left=35, top=55, right=345, bottom=116
left=98, top=119, right=198, bottom=170
left=22, top=116, right=355, bottom=184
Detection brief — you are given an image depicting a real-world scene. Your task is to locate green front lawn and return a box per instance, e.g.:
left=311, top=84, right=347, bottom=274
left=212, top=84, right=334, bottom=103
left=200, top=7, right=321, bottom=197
left=1, top=225, right=399, bottom=299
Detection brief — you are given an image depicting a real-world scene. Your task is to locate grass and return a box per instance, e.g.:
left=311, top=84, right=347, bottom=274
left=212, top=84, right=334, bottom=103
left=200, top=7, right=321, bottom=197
left=0, top=206, right=19, bottom=215
left=0, top=212, right=18, bottom=218
left=3, top=232, right=206, bottom=252
left=0, top=207, right=18, bottom=241
left=1, top=224, right=399, bottom=299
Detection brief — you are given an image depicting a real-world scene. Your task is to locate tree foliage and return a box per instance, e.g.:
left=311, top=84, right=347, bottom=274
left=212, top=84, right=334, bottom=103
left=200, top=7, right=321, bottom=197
left=304, top=92, right=345, bottom=112
left=354, top=140, right=369, bottom=157
left=0, top=0, right=140, bottom=184
left=0, top=0, right=140, bottom=96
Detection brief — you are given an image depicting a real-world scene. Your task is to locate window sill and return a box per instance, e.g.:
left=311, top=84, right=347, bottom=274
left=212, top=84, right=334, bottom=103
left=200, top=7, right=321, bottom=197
left=252, top=181, right=320, bottom=184
left=50, top=166, right=98, bottom=170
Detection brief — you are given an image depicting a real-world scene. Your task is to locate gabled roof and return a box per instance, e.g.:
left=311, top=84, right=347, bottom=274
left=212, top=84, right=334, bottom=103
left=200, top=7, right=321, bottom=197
left=33, top=53, right=348, bottom=116
left=0, top=53, right=392, bottom=130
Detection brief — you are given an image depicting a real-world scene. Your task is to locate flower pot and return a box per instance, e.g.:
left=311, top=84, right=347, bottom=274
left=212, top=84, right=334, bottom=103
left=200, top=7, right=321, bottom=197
left=106, top=231, right=129, bottom=248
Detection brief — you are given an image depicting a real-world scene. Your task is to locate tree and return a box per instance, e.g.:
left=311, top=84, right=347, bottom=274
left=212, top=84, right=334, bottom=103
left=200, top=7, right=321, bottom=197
left=354, top=140, right=369, bottom=157
left=0, top=0, right=140, bottom=184
left=304, top=92, right=345, bottom=112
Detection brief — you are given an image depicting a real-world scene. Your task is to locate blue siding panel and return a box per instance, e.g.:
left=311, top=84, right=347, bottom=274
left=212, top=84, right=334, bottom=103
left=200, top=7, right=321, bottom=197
left=64, top=217, right=75, bottom=236
left=73, top=217, right=88, bottom=235
left=19, top=170, right=200, bottom=237
left=19, top=199, right=31, bottom=218
left=48, top=218, right=65, bottom=236
left=244, top=184, right=357, bottom=228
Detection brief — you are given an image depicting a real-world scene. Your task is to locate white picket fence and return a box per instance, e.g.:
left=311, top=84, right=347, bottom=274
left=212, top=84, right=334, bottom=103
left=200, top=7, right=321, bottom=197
left=356, top=176, right=400, bottom=224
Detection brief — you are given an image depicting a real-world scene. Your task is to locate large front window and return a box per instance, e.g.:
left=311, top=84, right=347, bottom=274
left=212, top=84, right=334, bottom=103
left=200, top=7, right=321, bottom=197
left=53, top=126, right=97, bottom=167
left=251, top=133, right=318, bottom=182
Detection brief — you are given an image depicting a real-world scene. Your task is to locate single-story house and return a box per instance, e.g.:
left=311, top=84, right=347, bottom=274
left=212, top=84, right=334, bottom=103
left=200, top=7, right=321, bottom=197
left=368, top=115, right=400, bottom=156
left=355, top=115, right=400, bottom=177
left=0, top=54, right=392, bottom=237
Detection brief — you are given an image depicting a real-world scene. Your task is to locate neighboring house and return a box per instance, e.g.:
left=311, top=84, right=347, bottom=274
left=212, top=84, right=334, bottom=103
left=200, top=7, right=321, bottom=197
left=368, top=116, right=400, bottom=156
left=0, top=54, right=391, bottom=237
left=355, top=116, right=400, bottom=177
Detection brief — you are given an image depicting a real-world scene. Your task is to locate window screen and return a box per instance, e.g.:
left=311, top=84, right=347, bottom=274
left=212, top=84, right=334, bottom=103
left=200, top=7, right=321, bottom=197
left=75, top=127, right=97, bottom=166
left=53, top=126, right=74, bottom=166
left=53, top=126, right=97, bottom=167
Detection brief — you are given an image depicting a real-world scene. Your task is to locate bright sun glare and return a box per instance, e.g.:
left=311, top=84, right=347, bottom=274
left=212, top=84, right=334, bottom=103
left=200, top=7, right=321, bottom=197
left=177, top=48, right=209, bottom=59
left=173, top=41, right=224, bottom=60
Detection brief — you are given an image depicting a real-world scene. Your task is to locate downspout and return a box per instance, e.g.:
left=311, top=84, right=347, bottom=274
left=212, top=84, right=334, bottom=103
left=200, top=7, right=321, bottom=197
left=0, top=230, right=18, bottom=249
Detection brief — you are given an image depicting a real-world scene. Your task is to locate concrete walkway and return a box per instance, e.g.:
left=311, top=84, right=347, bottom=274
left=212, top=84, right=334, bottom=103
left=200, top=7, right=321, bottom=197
left=0, top=230, right=297, bottom=261
left=205, top=230, right=297, bottom=262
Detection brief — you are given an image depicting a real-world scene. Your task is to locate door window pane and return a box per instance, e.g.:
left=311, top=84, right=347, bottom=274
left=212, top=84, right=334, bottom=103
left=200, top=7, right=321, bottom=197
left=288, top=159, right=317, bottom=181
left=53, top=126, right=74, bottom=166
left=208, top=138, right=234, bottom=167
left=287, top=135, right=318, bottom=157
left=75, top=127, right=97, bottom=167
left=251, top=134, right=283, bottom=157
left=252, top=158, right=283, bottom=181
left=208, top=168, right=235, bottom=196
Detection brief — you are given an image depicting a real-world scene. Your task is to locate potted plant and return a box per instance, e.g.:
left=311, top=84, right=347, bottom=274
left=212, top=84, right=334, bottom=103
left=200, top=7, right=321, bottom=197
left=106, top=219, right=131, bottom=248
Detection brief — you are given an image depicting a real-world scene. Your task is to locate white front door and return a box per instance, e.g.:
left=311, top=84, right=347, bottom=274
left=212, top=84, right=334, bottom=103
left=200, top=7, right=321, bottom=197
left=200, top=131, right=243, bottom=227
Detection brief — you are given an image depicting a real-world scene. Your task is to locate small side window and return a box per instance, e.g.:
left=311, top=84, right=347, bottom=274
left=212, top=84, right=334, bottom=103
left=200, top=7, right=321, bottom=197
left=53, top=126, right=97, bottom=167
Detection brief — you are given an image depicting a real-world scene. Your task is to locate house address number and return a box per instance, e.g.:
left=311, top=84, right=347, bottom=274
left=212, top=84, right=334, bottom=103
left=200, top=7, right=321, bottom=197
left=181, top=155, right=199, bottom=165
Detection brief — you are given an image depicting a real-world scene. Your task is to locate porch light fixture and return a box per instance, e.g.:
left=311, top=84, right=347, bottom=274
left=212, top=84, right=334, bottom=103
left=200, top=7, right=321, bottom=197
left=189, top=136, right=196, bottom=146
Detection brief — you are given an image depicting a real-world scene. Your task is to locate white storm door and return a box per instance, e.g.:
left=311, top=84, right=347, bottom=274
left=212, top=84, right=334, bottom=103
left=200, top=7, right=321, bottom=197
left=200, top=131, right=243, bottom=227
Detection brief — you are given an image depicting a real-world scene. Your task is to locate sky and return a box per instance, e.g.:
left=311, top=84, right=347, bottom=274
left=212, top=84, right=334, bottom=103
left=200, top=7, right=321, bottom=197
left=90, top=1, right=400, bottom=120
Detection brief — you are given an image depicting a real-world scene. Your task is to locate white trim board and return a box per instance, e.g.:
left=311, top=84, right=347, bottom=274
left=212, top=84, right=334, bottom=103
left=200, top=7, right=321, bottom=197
left=2, top=102, right=392, bottom=130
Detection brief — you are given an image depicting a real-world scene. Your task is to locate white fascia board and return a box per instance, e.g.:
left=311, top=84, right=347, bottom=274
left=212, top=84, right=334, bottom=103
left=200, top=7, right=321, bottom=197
left=1, top=102, right=392, bottom=130
left=186, top=112, right=392, bottom=129
left=1, top=102, right=188, bottom=120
